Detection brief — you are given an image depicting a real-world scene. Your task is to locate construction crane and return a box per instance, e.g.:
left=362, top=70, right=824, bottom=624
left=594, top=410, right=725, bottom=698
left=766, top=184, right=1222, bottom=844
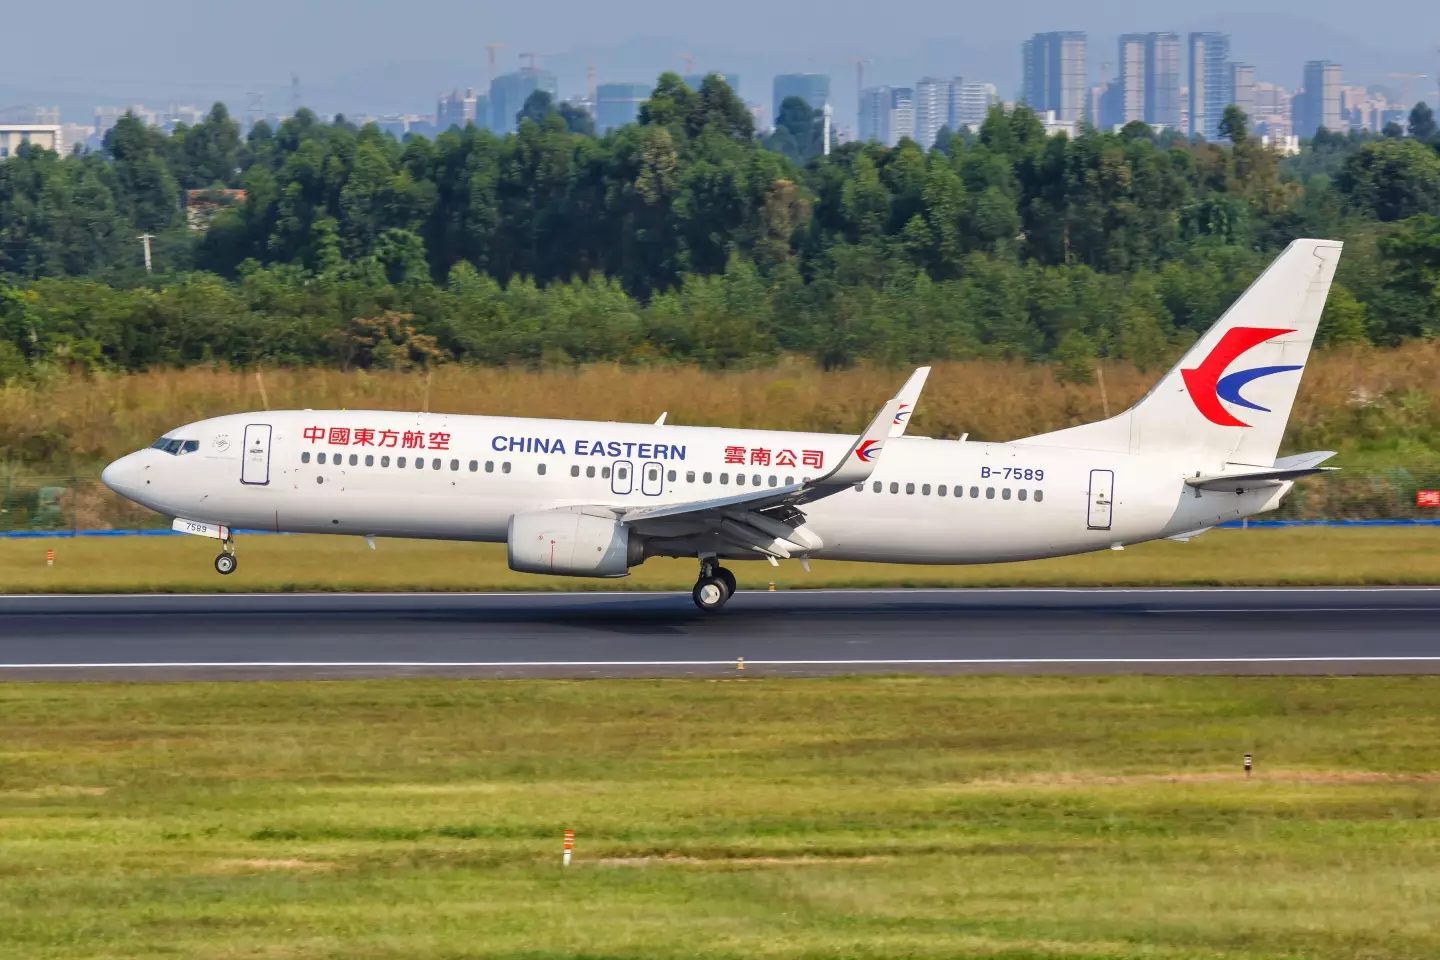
left=518, top=51, right=553, bottom=71
left=1388, top=73, right=1428, bottom=107
left=676, top=51, right=695, bottom=75
left=484, top=43, right=508, bottom=88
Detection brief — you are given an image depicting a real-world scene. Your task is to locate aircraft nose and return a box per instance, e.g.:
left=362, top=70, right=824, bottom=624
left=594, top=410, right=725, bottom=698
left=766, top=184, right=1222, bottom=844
left=101, top=452, right=140, bottom=497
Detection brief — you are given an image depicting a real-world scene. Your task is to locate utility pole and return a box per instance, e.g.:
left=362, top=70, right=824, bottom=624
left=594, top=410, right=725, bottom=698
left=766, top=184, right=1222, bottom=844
left=137, top=234, right=154, bottom=274
left=823, top=103, right=832, bottom=156
left=291, top=73, right=302, bottom=114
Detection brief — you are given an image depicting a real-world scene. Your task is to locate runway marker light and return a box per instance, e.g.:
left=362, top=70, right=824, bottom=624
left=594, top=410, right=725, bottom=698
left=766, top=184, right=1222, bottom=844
left=737, top=656, right=744, bottom=670
left=1244, top=753, right=1253, bottom=778
left=768, top=581, right=775, bottom=592
left=563, top=829, right=574, bottom=866
left=45, top=548, right=54, bottom=567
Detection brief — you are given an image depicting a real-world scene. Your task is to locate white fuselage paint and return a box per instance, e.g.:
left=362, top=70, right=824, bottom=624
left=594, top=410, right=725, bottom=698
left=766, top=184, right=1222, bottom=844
left=103, top=410, right=1287, bottom=566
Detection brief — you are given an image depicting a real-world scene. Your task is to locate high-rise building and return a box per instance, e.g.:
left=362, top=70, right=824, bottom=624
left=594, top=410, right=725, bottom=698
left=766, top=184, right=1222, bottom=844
left=1188, top=32, right=1232, bottom=139
left=889, top=87, right=916, bottom=145
left=490, top=68, right=558, bottom=132
left=1293, top=61, right=1342, bottom=137
left=1230, top=63, right=1255, bottom=131
left=772, top=73, right=830, bottom=121
left=913, top=77, right=951, bottom=149
left=1116, top=34, right=1147, bottom=127
left=953, top=81, right=998, bottom=129
left=857, top=86, right=916, bottom=146
left=1144, top=32, right=1182, bottom=129
left=597, top=83, right=652, bottom=132
left=1251, top=81, right=1292, bottom=139
left=1022, top=31, right=1087, bottom=123
left=0, top=124, right=63, bottom=159
left=437, top=88, right=479, bottom=130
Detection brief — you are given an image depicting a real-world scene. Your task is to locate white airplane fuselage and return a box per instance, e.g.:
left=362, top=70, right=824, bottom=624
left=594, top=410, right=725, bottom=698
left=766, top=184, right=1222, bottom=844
left=102, top=409, right=1285, bottom=565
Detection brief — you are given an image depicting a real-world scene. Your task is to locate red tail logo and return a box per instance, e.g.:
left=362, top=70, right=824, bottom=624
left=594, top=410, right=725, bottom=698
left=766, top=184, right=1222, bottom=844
left=1181, top=327, right=1299, bottom=427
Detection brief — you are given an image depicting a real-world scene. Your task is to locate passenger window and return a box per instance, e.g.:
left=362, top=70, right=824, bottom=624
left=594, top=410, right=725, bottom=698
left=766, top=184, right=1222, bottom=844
left=1018, top=489, right=1027, bottom=501
left=365, top=455, right=374, bottom=467
left=786, top=476, right=795, bottom=485
left=602, top=467, right=611, bottom=479
left=647, top=467, right=658, bottom=481
left=922, top=484, right=931, bottom=495
left=431, top=458, right=440, bottom=470
left=667, top=470, right=676, bottom=482
left=686, top=471, right=695, bottom=483
left=503, top=462, right=511, bottom=474
left=736, top=474, right=745, bottom=486
left=873, top=481, right=882, bottom=493
left=769, top=476, right=778, bottom=487
left=703, top=472, right=712, bottom=483
left=970, top=486, right=980, bottom=498
left=301, top=452, right=311, bottom=464
left=469, top=460, right=478, bottom=472
left=450, top=459, right=459, bottom=471
left=571, top=465, right=580, bottom=477
left=1035, top=489, right=1044, bottom=502
left=890, top=482, right=899, bottom=494
left=397, top=456, right=406, bottom=468
left=752, top=474, right=761, bottom=486
left=854, top=483, right=863, bottom=492
left=720, top=473, right=729, bottom=485
left=938, top=485, right=947, bottom=496
left=538, top=463, right=547, bottom=475
left=1002, top=487, right=1011, bottom=500
left=905, top=483, right=915, bottom=495
left=382, top=456, right=391, bottom=467
left=485, top=461, right=494, bottom=473
left=617, top=466, right=627, bottom=479
left=986, top=487, right=995, bottom=499
left=415, top=458, right=424, bottom=470
left=349, top=454, right=358, bottom=466
left=317, top=452, right=327, bottom=465
left=587, top=466, right=596, bottom=478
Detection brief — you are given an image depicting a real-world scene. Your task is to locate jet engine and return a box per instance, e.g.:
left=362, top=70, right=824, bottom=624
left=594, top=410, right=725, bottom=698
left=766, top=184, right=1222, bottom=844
left=507, top=510, right=644, bottom=577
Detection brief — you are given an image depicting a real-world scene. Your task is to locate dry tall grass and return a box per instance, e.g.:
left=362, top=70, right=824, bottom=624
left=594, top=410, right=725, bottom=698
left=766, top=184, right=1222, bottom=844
left=4, top=344, right=1440, bottom=471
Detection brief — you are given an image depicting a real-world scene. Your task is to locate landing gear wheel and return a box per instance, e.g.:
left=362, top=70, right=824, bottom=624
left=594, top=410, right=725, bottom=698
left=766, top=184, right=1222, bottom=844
left=693, top=577, right=729, bottom=611
left=715, top=566, right=737, bottom=597
left=214, top=552, right=238, bottom=575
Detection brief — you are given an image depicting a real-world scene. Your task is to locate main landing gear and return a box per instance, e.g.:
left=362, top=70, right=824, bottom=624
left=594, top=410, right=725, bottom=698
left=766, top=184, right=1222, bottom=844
left=692, top=559, right=736, bottom=611
left=214, top=538, right=238, bottom=575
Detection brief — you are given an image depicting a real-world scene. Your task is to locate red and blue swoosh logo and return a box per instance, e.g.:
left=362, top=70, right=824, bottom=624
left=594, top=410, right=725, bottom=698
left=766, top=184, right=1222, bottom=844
left=1180, top=326, right=1301, bottom=427
left=893, top=404, right=912, bottom=426
left=856, top=439, right=882, bottom=462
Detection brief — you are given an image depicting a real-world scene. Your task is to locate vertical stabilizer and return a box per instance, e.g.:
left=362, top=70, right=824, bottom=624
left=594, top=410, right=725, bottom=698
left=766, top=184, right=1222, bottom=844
left=1021, top=239, right=1342, bottom=464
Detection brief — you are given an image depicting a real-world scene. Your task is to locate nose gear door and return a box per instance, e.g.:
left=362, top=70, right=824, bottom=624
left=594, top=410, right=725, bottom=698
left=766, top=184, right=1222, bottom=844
left=241, top=424, right=273, bottom=485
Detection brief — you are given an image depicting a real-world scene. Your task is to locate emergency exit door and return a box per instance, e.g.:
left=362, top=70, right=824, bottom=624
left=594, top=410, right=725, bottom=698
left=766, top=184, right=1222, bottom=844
left=241, top=424, right=272, bottom=485
left=1087, top=468, right=1114, bottom=530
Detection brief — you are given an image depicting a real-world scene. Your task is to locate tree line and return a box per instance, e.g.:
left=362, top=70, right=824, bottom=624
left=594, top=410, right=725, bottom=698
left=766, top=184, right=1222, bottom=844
left=2, top=73, right=1440, bottom=379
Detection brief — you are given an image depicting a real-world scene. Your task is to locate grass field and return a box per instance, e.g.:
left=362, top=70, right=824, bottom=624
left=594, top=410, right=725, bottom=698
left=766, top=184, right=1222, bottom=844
left=2, top=677, right=1439, bottom=959
left=2, top=525, right=1439, bottom=592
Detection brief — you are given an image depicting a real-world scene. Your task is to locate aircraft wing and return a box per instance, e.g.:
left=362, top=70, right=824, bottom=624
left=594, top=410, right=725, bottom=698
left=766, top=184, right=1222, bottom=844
left=601, top=390, right=906, bottom=559
left=888, top=366, right=930, bottom=438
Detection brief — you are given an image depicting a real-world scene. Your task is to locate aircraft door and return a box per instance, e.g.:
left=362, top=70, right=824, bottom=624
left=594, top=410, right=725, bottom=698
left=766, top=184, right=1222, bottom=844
left=641, top=461, right=663, bottom=496
left=610, top=460, right=634, bottom=495
left=241, top=424, right=273, bottom=486
left=1087, top=468, right=1114, bottom=530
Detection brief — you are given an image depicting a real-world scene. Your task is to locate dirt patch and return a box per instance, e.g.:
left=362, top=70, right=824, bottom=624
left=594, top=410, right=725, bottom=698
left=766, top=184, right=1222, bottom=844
left=211, top=859, right=336, bottom=872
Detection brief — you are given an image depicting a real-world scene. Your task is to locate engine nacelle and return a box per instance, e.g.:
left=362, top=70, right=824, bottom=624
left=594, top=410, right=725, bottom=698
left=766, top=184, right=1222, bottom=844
left=507, top=510, right=643, bottom=578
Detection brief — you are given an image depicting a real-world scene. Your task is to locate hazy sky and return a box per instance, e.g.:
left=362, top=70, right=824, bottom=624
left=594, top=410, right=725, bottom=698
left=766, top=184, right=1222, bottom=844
left=3, top=1, right=1436, bottom=120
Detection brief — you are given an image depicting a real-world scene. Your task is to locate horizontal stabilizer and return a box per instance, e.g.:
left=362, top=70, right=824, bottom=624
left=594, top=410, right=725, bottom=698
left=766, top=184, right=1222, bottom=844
left=1185, top=452, right=1338, bottom=492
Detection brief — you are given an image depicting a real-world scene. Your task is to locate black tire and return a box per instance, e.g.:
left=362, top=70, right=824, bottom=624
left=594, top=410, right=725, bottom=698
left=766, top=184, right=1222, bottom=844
left=692, top=577, right=728, bottom=611
left=214, top=553, right=237, bottom=575
left=715, top=566, right=737, bottom=597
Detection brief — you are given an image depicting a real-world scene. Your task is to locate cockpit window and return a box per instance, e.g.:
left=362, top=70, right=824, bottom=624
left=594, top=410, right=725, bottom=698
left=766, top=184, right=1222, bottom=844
left=150, top=437, right=200, bottom=456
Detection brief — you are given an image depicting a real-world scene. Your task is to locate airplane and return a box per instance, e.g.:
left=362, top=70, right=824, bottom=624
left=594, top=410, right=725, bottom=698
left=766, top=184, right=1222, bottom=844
left=102, top=239, right=1342, bottom=611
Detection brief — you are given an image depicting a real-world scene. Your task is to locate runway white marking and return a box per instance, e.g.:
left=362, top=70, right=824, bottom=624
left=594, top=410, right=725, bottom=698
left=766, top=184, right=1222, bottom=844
left=5, top=657, right=1440, bottom=670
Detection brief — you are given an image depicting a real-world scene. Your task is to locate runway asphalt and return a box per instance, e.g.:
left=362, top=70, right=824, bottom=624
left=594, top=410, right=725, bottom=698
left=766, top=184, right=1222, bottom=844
left=2, top=587, right=1439, bottom=679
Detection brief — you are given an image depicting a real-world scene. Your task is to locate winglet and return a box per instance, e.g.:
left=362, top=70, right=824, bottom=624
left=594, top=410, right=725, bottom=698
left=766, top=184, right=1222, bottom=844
left=888, top=367, right=930, bottom=438
left=654, top=412, right=668, bottom=426
left=804, top=396, right=903, bottom=494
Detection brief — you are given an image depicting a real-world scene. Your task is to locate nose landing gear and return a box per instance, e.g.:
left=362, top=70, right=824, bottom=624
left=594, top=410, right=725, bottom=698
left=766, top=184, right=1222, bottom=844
left=692, top=558, right=736, bottom=611
left=214, top=538, right=237, bottom=575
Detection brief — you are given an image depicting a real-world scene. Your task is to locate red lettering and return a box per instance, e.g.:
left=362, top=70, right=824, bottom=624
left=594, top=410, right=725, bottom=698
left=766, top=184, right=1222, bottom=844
left=377, top=429, right=399, bottom=448
left=303, top=426, right=325, bottom=443
left=774, top=449, right=798, bottom=467
left=401, top=430, right=425, bottom=450
left=427, top=431, right=451, bottom=451
left=724, top=445, right=746, bottom=464
left=354, top=428, right=376, bottom=446
left=328, top=427, right=350, bottom=445
left=749, top=448, right=771, bottom=466
left=802, top=450, right=824, bottom=469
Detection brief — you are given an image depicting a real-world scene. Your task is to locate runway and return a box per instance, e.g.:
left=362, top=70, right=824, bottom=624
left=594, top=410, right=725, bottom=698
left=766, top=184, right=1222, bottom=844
left=2, top=588, right=1439, bottom=679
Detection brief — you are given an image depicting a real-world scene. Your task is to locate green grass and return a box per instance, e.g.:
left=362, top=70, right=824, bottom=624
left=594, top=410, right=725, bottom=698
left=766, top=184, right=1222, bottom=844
left=2, top=677, right=1440, bottom=958
left=3, top=526, right=1440, bottom=592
